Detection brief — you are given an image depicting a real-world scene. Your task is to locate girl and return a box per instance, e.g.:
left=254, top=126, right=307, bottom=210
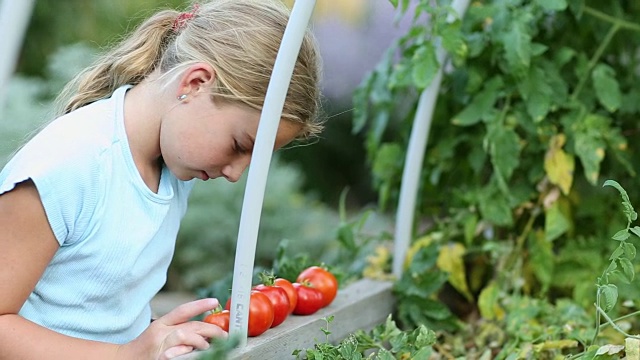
left=0, top=0, right=323, bottom=359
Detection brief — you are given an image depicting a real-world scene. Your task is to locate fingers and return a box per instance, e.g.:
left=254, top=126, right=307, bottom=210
left=159, top=298, right=219, bottom=326
left=148, top=298, right=228, bottom=359
left=180, top=320, right=229, bottom=340
left=161, top=345, right=195, bottom=360
left=159, top=328, right=210, bottom=359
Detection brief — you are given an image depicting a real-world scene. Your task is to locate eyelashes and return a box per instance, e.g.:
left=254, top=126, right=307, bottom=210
left=233, top=139, right=248, bottom=155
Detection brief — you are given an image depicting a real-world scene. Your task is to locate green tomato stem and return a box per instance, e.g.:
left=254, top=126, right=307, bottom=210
left=570, top=22, right=620, bottom=101
left=583, top=6, right=640, bottom=32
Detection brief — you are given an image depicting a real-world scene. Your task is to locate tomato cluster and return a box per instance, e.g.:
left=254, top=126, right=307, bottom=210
left=203, top=266, right=338, bottom=337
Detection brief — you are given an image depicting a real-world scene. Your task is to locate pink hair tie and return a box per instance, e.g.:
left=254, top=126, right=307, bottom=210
left=172, top=4, right=200, bottom=32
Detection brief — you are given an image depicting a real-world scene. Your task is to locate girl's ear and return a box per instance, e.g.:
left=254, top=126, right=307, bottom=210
left=177, top=63, right=216, bottom=98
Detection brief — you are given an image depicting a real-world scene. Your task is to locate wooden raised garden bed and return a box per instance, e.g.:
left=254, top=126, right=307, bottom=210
left=165, top=278, right=394, bottom=359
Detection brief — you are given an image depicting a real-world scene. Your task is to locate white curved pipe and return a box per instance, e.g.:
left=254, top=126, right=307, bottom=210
left=392, top=0, right=471, bottom=278
left=229, top=0, right=316, bottom=346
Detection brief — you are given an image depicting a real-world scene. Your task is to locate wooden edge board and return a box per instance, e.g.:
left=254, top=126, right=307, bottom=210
left=176, top=278, right=395, bottom=360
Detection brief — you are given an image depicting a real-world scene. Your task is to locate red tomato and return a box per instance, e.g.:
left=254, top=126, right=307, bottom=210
left=274, top=278, right=297, bottom=314
left=292, top=282, right=324, bottom=315
left=203, top=309, right=230, bottom=332
left=297, top=266, right=338, bottom=307
left=253, top=283, right=290, bottom=327
left=225, top=290, right=275, bottom=337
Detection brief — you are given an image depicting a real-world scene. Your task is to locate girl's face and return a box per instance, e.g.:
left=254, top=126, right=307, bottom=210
left=159, top=92, right=301, bottom=182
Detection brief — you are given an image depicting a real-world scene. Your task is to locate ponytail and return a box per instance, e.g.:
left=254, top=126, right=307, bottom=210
left=54, top=10, right=179, bottom=115
left=53, top=0, right=324, bottom=139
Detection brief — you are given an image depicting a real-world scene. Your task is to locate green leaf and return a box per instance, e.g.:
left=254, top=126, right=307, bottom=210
left=338, top=335, right=361, bottom=359
left=603, top=179, right=631, bottom=204
left=420, top=298, right=454, bottom=320
left=623, top=243, right=636, bottom=260
left=603, top=180, right=638, bottom=222
left=530, top=231, right=554, bottom=292
left=535, top=0, right=568, bottom=11
left=518, top=65, right=553, bottom=121
left=600, top=284, right=618, bottom=312
left=463, top=213, right=478, bottom=245
left=372, top=143, right=403, bottom=184
left=413, top=326, right=437, bottom=347
left=618, top=258, right=635, bottom=283
left=574, top=116, right=607, bottom=185
left=337, top=224, right=357, bottom=252
left=501, top=20, right=532, bottom=74
left=488, top=126, right=521, bottom=181
left=609, top=245, right=624, bottom=261
left=554, top=47, right=576, bottom=67
left=352, top=72, right=374, bottom=134
left=545, top=201, right=571, bottom=242
left=440, top=21, right=467, bottom=63
left=412, top=43, right=439, bottom=90
left=569, top=0, right=585, bottom=17
left=592, top=64, right=622, bottom=113
left=478, top=184, right=513, bottom=226
left=478, top=281, right=505, bottom=320
left=612, top=229, right=630, bottom=241
left=376, top=348, right=395, bottom=360
left=400, top=0, right=410, bottom=13
left=411, top=347, right=433, bottom=360
left=630, top=226, right=640, bottom=238
left=452, top=77, right=503, bottom=126
left=389, top=60, right=412, bottom=89
left=388, top=332, right=408, bottom=353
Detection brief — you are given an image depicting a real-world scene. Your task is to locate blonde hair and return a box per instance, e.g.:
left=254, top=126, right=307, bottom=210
left=55, top=0, right=323, bottom=138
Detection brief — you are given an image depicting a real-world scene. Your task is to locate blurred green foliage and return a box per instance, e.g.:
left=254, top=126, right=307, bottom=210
left=18, top=0, right=187, bottom=77
left=351, top=0, right=640, bottom=356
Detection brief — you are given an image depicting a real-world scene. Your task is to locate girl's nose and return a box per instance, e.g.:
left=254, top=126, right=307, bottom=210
left=221, top=156, right=251, bottom=183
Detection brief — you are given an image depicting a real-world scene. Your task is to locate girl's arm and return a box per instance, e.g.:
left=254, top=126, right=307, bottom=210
left=0, top=181, right=225, bottom=360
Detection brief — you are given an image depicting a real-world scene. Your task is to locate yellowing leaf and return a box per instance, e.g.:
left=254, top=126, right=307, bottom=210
left=478, top=281, right=505, bottom=320
left=437, top=243, right=473, bottom=302
left=595, top=344, right=625, bottom=355
left=404, top=233, right=442, bottom=269
left=533, top=340, right=578, bottom=352
left=363, top=246, right=395, bottom=281
left=625, top=338, right=640, bottom=359
left=544, top=134, right=574, bottom=195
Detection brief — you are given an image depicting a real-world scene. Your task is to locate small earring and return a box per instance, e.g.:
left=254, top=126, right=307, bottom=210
left=178, top=94, right=188, bottom=101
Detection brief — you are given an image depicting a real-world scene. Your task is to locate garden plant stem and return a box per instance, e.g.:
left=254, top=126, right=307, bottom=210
left=570, top=6, right=640, bottom=101
left=570, top=22, right=619, bottom=101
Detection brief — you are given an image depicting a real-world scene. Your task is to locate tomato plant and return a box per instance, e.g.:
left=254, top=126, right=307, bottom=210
left=292, top=282, right=324, bottom=315
left=274, top=278, right=297, bottom=314
left=203, top=307, right=230, bottom=332
left=225, top=290, right=274, bottom=337
left=296, top=266, right=338, bottom=307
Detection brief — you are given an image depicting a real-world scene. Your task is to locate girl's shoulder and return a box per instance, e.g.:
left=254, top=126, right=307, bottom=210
left=28, top=96, right=117, bottom=162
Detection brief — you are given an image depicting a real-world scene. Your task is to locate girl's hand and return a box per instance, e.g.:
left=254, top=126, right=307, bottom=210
left=121, top=298, right=228, bottom=359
